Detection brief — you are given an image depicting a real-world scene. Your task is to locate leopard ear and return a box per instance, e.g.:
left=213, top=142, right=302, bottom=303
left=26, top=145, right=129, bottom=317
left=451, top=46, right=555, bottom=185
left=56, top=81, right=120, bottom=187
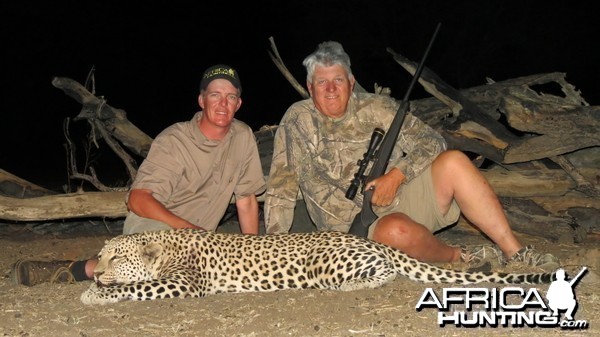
left=140, top=242, right=164, bottom=265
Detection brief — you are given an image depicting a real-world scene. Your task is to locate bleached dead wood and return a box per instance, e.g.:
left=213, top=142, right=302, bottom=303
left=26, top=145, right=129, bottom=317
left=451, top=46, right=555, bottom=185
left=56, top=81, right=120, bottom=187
left=481, top=168, right=575, bottom=197
left=388, top=48, right=599, bottom=166
left=52, top=77, right=153, bottom=158
left=0, top=191, right=128, bottom=221
left=0, top=166, right=578, bottom=222
left=0, top=169, right=57, bottom=198
left=51, top=76, right=149, bottom=191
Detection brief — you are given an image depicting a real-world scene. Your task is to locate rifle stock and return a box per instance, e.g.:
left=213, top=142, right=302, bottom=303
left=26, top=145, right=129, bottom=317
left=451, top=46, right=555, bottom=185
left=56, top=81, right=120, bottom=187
left=348, top=23, right=441, bottom=237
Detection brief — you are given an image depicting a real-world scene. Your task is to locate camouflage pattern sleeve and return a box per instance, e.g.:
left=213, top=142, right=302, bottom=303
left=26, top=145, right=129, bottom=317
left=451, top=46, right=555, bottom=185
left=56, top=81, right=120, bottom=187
left=391, top=111, right=447, bottom=183
left=362, top=94, right=446, bottom=184
left=263, top=107, right=301, bottom=234
left=264, top=94, right=446, bottom=233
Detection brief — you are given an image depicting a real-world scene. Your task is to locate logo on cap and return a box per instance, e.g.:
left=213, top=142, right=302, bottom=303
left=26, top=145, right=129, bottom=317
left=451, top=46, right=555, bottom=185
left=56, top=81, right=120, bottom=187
left=200, top=64, right=242, bottom=93
left=204, top=67, right=237, bottom=80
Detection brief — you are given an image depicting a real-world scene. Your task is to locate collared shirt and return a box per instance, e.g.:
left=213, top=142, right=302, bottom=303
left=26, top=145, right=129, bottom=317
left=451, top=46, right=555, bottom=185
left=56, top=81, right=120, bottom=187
left=264, top=92, right=446, bottom=233
left=128, top=111, right=266, bottom=231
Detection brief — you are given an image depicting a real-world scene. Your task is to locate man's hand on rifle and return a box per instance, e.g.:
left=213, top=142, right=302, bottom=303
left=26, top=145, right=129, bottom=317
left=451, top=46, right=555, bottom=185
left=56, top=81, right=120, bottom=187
left=365, top=168, right=405, bottom=207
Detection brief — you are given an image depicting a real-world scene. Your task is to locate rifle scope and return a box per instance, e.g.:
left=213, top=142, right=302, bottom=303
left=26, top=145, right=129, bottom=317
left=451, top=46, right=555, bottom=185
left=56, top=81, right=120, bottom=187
left=345, top=128, right=385, bottom=200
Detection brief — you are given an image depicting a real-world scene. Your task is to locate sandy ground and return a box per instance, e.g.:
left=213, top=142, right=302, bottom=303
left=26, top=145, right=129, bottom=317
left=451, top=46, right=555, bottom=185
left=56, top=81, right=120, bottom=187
left=0, top=215, right=598, bottom=337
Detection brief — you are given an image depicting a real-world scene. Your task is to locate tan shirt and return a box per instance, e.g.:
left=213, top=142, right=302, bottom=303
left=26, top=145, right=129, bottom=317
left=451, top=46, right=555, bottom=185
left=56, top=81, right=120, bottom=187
left=128, top=111, right=266, bottom=231
left=264, top=92, right=446, bottom=234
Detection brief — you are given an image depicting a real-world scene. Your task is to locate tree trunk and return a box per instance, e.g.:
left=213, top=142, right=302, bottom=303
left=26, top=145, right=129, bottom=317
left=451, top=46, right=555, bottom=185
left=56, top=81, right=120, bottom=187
left=0, top=191, right=128, bottom=221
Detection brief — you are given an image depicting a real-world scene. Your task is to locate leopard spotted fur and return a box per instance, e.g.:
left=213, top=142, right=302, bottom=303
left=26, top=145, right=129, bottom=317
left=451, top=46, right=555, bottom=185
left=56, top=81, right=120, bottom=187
left=81, top=229, right=554, bottom=305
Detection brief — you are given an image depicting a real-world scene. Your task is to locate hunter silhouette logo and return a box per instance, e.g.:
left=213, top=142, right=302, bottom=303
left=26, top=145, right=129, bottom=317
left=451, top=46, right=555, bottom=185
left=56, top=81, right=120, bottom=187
left=546, top=267, right=587, bottom=321
left=415, top=267, right=590, bottom=329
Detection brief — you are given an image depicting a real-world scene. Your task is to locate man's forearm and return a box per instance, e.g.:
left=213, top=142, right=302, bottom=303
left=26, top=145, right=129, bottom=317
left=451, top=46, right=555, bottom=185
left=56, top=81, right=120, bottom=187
left=236, top=195, right=260, bottom=234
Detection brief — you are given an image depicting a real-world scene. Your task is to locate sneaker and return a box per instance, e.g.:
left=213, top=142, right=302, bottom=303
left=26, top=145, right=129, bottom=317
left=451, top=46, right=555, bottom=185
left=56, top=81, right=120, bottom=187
left=460, top=245, right=503, bottom=272
left=507, top=245, right=560, bottom=272
left=11, top=259, right=76, bottom=286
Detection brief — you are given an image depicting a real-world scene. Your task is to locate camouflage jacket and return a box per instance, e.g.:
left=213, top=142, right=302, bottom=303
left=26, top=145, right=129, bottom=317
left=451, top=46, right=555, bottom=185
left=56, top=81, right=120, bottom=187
left=264, top=92, right=446, bottom=233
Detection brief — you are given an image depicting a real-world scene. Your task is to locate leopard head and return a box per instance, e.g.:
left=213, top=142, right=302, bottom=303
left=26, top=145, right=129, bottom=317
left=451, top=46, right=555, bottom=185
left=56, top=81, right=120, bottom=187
left=93, top=234, right=167, bottom=286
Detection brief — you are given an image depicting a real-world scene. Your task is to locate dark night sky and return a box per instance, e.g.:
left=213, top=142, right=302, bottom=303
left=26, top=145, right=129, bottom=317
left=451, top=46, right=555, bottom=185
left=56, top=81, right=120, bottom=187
left=1, top=1, right=598, bottom=188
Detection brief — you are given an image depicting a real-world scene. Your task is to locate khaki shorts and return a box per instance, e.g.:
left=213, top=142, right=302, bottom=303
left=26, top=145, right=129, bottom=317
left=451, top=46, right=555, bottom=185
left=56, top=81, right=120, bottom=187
left=367, top=165, right=460, bottom=238
left=122, top=212, right=171, bottom=235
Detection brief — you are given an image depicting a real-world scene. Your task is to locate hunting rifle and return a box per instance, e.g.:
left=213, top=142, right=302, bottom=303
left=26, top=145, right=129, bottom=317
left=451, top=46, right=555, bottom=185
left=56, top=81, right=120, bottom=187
left=346, top=22, right=441, bottom=237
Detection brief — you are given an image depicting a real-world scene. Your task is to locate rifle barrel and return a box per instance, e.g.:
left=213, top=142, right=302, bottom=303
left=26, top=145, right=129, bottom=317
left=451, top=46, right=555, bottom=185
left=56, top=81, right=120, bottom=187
left=347, top=22, right=442, bottom=237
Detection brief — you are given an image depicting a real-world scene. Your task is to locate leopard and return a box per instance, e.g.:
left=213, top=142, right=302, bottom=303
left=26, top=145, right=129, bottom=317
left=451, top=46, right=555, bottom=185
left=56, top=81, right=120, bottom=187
left=80, top=229, right=554, bottom=305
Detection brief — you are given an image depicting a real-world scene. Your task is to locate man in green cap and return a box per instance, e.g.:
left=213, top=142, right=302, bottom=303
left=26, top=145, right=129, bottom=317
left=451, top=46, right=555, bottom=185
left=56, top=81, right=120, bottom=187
left=12, top=64, right=266, bottom=285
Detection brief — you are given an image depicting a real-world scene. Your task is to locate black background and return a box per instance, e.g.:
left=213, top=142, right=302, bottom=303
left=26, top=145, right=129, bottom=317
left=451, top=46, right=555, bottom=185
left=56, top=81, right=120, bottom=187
left=2, top=1, right=598, bottom=188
